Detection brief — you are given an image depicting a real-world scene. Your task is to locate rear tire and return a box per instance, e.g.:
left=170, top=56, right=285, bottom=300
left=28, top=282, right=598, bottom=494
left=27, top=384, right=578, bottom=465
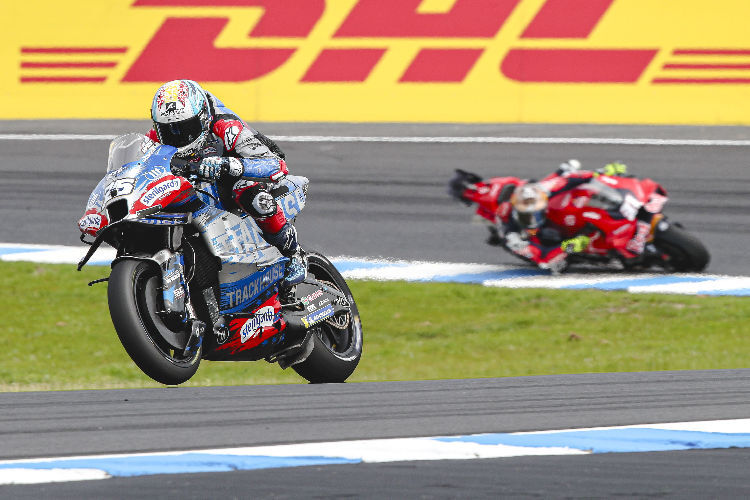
left=292, top=252, right=363, bottom=383
left=654, top=224, right=710, bottom=272
left=108, top=259, right=201, bottom=385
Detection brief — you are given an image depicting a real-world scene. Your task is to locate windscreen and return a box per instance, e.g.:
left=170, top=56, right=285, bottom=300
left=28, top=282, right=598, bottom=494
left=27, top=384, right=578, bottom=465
left=106, top=133, right=158, bottom=173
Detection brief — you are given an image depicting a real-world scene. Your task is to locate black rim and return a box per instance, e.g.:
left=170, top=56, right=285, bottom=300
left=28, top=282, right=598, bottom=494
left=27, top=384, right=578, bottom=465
left=133, top=264, right=199, bottom=366
left=307, top=260, right=360, bottom=358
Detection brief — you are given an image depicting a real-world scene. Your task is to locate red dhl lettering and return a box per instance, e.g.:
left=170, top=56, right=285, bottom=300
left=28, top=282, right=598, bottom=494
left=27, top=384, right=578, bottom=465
left=19, top=0, right=747, bottom=86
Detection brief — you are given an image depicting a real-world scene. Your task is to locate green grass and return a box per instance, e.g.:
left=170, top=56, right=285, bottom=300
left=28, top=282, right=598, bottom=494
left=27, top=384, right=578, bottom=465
left=1, top=261, right=748, bottom=391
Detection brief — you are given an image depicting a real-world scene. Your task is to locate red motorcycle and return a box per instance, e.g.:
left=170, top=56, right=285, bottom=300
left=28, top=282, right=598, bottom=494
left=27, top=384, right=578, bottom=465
left=448, top=165, right=709, bottom=272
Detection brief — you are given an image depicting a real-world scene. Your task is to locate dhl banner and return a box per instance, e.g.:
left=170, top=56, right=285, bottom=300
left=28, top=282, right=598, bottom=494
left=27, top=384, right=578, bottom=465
left=2, top=0, right=750, bottom=124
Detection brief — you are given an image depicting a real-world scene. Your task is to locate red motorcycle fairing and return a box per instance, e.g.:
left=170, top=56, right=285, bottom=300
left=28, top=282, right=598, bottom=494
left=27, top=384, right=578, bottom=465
left=464, top=171, right=670, bottom=262
left=131, top=174, right=196, bottom=215
left=461, top=176, right=523, bottom=223
left=214, top=294, right=285, bottom=355
left=78, top=208, right=109, bottom=237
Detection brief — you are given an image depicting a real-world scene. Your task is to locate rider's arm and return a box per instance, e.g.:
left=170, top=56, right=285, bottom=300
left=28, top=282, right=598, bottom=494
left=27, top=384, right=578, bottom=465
left=503, top=226, right=569, bottom=274
left=211, top=118, right=288, bottom=182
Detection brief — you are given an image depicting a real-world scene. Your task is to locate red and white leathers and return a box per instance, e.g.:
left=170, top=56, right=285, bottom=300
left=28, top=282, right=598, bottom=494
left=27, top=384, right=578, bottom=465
left=499, top=168, right=605, bottom=273
left=147, top=92, right=301, bottom=259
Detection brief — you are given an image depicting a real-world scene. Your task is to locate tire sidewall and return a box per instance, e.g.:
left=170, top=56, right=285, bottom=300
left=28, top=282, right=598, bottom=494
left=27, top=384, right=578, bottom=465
left=291, top=252, right=363, bottom=383
left=108, top=259, right=201, bottom=385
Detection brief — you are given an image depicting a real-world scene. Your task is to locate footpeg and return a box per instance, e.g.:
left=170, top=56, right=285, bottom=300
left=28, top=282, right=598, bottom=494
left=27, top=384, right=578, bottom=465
left=184, top=319, right=206, bottom=355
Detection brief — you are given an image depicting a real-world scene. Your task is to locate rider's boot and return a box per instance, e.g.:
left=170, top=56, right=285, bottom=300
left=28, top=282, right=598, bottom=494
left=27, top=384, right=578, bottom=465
left=264, top=223, right=307, bottom=287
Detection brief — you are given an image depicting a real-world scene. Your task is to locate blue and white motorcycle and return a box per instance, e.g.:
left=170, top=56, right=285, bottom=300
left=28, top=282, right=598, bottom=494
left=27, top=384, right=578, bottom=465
left=78, top=133, right=362, bottom=385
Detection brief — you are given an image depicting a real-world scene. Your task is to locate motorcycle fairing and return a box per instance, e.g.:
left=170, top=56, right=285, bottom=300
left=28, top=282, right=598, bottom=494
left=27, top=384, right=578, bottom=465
left=215, top=294, right=285, bottom=355
left=276, top=175, right=308, bottom=221
left=219, top=260, right=286, bottom=314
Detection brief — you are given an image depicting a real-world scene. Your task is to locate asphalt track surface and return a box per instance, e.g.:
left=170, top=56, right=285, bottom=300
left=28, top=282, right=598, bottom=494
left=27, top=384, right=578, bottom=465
left=2, top=120, right=750, bottom=274
left=2, top=370, right=750, bottom=498
left=2, top=122, right=750, bottom=497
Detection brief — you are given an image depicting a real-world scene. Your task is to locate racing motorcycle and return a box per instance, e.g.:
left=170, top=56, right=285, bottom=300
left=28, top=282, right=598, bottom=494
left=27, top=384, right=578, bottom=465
left=448, top=165, right=709, bottom=272
left=78, top=133, right=362, bottom=385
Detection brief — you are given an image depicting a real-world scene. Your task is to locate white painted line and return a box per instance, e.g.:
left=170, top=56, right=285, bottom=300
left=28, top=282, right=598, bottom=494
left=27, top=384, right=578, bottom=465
left=0, top=133, right=749, bottom=147
left=341, top=261, right=505, bottom=281
left=0, top=134, right=119, bottom=141
left=1, top=418, right=749, bottom=485
left=484, top=273, right=630, bottom=289
left=628, top=277, right=750, bottom=294
left=0, top=468, right=109, bottom=485
left=4, top=243, right=749, bottom=295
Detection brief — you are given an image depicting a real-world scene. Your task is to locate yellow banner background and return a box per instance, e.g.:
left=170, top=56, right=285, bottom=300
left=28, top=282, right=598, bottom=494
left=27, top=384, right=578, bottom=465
left=2, top=0, right=750, bottom=124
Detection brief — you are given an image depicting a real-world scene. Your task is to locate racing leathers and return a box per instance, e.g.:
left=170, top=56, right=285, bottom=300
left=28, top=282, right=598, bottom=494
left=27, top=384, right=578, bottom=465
left=497, top=164, right=628, bottom=273
left=146, top=92, right=306, bottom=286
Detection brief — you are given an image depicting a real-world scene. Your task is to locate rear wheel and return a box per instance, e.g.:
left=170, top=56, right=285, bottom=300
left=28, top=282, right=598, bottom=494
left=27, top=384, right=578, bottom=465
left=292, top=252, right=363, bottom=383
left=654, top=223, right=710, bottom=272
left=108, top=259, right=201, bottom=385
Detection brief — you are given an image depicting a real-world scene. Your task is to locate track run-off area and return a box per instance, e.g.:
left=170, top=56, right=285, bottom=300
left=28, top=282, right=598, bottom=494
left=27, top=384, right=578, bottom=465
left=2, top=123, right=750, bottom=496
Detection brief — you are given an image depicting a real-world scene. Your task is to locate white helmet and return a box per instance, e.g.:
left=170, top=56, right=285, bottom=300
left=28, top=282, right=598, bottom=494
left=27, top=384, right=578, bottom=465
left=151, top=79, right=213, bottom=158
left=511, top=183, right=548, bottom=230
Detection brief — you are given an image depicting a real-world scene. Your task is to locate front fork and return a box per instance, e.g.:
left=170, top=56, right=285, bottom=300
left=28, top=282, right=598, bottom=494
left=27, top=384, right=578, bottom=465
left=152, top=248, right=204, bottom=355
left=152, top=248, right=190, bottom=320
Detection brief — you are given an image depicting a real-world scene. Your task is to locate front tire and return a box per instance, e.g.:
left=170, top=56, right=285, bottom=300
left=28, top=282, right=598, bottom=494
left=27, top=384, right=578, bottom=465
left=108, top=259, right=201, bottom=385
left=292, top=252, right=363, bottom=383
left=654, top=223, right=710, bottom=272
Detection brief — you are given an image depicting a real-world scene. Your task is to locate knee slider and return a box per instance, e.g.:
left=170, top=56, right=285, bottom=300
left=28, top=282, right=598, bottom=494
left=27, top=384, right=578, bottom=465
left=235, top=183, right=277, bottom=218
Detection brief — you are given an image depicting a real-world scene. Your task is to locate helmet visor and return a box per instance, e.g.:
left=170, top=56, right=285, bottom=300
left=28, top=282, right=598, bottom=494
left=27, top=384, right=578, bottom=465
left=516, top=210, right=545, bottom=229
left=155, top=115, right=204, bottom=148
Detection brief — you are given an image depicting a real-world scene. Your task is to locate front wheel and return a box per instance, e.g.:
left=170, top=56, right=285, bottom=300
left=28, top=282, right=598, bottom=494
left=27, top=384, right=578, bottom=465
left=108, top=259, right=201, bottom=385
left=654, top=223, right=710, bottom=272
left=292, top=252, right=363, bottom=383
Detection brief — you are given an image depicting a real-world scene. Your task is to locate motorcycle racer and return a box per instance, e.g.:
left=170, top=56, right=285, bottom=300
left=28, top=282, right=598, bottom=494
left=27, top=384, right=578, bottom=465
left=147, top=79, right=306, bottom=287
left=453, top=160, right=635, bottom=273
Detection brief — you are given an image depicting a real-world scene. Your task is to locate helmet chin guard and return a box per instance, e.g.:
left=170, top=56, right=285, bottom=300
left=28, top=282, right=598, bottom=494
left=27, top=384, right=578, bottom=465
left=151, top=79, right=213, bottom=157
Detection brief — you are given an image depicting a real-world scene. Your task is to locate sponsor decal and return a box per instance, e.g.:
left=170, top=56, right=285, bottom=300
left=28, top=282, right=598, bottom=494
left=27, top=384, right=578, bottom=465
left=619, top=194, right=643, bottom=221
left=498, top=203, right=511, bottom=219
left=564, top=214, right=577, bottom=226
left=644, top=193, right=668, bottom=214
left=9, top=1, right=750, bottom=124
left=613, top=224, right=632, bottom=235
left=141, top=178, right=181, bottom=207
left=224, top=125, right=240, bottom=149
left=598, top=177, right=619, bottom=186
left=300, top=289, right=323, bottom=305
left=281, top=191, right=303, bottom=219
left=239, top=305, right=276, bottom=343
left=302, top=304, right=335, bottom=328
left=626, top=220, right=651, bottom=254
left=559, top=193, right=572, bottom=208
left=572, top=197, right=588, bottom=208
left=221, top=262, right=286, bottom=311
left=78, top=212, right=105, bottom=235
left=582, top=211, right=601, bottom=220
left=163, top=270, right=180, bottom=283
left=541, top=177, right=567, bottom=192
left=216, top=327, right=230, bottom=345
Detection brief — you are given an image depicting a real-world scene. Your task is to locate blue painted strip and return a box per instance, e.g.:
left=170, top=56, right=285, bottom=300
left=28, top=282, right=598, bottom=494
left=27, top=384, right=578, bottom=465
left=429, top=268, right=545, bottom=283
left=332, top=260, right=411, bottom=273
left=701, top=289, right=750, bottom=296
left=438, top=428, right=750, bottom=453
left=87, top=260, right=113, bottom=267
left=0, top=454, right=358, bottom=477
left=0, top=247, right=48, bottom=256
left=562, top=276, right=712, bottom=291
